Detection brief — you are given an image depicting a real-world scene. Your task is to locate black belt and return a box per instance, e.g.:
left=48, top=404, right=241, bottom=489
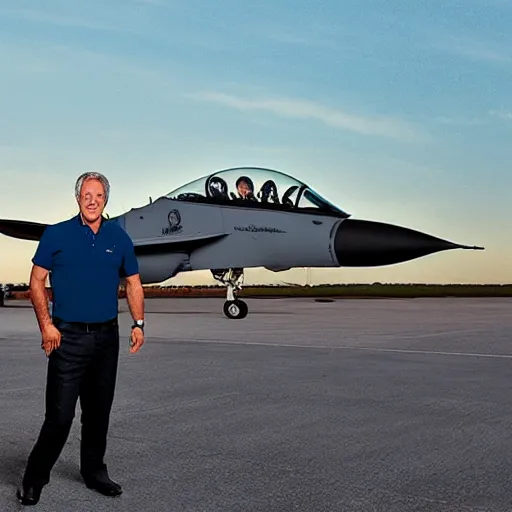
left=53, top=316, right=118, bottom=332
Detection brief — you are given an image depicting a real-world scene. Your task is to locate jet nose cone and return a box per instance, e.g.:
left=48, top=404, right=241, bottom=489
left=334, top=219, right=483, bottom=267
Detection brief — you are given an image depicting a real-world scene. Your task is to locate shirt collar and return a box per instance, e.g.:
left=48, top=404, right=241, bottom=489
left=76, top=213, right=106, bottom=231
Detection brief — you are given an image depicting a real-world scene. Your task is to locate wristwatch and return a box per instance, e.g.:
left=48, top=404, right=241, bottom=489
left=132, top=320, right=145, bottom=332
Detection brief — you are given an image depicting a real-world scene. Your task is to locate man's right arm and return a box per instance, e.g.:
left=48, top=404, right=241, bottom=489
left=29, top=265, right=52, bottom=332
left=29, top=225, right=62, bottom=354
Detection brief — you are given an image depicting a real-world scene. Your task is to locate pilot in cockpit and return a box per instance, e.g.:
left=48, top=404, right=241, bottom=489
left=235, top=176, right=256, bottom=200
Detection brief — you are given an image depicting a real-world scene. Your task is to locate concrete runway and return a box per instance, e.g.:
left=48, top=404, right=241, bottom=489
left=1, top=296, right=511, bottom=511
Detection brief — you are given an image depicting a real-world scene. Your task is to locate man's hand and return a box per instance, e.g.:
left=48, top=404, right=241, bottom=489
left=130, top=327, right=144, bottom=354
left=41, top=324, right=61, bottom=356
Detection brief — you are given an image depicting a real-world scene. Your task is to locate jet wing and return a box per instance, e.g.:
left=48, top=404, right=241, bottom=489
left=0, top=219, right=48, bottom=241
left=0, top=217, right=228, bottom=252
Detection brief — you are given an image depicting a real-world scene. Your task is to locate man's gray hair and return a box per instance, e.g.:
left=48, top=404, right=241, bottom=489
left=75, top=172, right=110, bottom=204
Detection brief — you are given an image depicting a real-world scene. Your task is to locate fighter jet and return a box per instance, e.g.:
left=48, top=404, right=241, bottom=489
left=0, top=166, right=484, bottom=319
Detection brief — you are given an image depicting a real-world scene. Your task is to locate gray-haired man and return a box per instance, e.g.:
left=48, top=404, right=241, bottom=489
left=17, top=172, right=145, bottom=505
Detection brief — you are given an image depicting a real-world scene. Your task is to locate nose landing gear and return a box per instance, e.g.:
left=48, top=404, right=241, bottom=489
left=211, top=268, right=248, bottom=319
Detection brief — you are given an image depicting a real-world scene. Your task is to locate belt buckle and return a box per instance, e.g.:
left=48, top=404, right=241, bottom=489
left=85, top=322, right=96, bottom=333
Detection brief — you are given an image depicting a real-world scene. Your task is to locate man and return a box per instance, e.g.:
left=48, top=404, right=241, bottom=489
left=17, top=172, right=145, bottom=506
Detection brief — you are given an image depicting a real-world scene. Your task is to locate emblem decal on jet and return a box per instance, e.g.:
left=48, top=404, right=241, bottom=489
left=162, top=209, right=182, bottom=235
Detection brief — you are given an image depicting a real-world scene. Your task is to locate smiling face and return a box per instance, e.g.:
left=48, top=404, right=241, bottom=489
left=237, top=180, right=252, bottom=198
left=77, top=178, right=106, bottom=224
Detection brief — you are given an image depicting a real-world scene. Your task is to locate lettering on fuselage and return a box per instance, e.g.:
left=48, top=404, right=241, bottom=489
left=234, top=224, right=286, bottom=233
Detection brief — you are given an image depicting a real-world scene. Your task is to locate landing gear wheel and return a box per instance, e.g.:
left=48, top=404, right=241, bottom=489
left=223, top=299, right=248, bottom=319
left=211, top=268, right=249, bottom=319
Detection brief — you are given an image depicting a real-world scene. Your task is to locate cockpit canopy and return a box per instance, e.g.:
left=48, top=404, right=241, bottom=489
left=164, top=167, right=349, bottom=217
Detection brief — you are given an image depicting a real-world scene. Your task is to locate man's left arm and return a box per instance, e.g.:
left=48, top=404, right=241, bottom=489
left=125, top=273, right=144, bottom=325
left=121, top=234, right=145, bottom=353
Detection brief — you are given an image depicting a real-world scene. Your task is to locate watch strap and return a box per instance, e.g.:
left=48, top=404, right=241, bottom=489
left=132, top=320, right=144, bottom=332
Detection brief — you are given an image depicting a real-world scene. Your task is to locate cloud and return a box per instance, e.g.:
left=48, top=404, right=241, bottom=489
left=455, top=45, right=511, bottom=64
left=133, top=0, right=172, bottom=6
left=189, top=92, right=425, bottom=142
left=433, top=116, right=484, bottom=126
left=0, top=7, right=125, bottom=33
left=469, top=0, right=512, bottom=7
left=434, top=36, right=511, bottom=65
left=268, top=32, right=311, bottom=45
left=489, top=108, right=512, bottom=120
left=134, top=0, right=171, bottom=7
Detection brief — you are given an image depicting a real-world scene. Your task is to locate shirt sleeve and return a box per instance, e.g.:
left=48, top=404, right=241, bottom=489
left=31, top=226, right=56, bottom=270
left=120, top=232, right=139, bottom=278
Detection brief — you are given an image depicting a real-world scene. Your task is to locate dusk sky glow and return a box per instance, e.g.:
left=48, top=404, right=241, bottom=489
left=1, top=0, right=510, bottom=285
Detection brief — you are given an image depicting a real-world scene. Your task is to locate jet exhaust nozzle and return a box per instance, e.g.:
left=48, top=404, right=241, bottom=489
left=334, top=219, right=484, bottom=267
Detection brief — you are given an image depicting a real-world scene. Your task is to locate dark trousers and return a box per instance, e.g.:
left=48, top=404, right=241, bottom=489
left=23, top=318, right=120, bottom=487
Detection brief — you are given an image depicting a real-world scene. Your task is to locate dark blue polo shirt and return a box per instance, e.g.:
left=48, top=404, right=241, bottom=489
left=32, top=214, right=139, bottom=323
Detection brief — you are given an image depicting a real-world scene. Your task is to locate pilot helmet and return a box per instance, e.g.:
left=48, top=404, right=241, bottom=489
left=207, top=176, right=228, bottom=197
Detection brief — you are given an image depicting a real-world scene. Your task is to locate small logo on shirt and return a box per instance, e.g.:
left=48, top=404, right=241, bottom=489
left=106, top=249, right=113, bottom=253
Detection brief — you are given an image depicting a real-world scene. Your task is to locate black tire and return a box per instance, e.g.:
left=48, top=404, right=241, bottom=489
left=223, top=299, right=248, bottom=319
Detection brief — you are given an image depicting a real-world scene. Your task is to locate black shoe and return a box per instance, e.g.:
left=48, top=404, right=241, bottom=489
left=82, top=473, right=122, bottom=497
left=16, top=483, right=43, bottom=506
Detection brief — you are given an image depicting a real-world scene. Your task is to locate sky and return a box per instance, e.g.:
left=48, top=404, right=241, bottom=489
left=1, top=0, right=511, bottom=286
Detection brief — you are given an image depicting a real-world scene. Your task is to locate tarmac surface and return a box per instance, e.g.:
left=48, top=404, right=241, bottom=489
left=1, top=296, right=511, bottom=511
